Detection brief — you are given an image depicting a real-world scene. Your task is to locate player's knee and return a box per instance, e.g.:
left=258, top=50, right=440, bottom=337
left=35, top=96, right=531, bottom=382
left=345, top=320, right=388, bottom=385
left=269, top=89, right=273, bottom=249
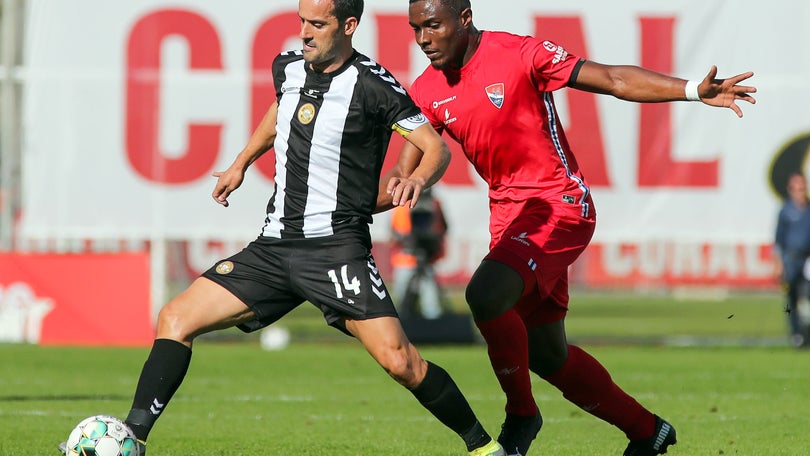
left=529, top=344, right=568, bottom=377
left=155, top=302, right=195, bottom=342
left=465, top=278, right=511, bottom=321
left=379, top=348, right=421, bottom=387
left=465, top=260, right=524, bottom=321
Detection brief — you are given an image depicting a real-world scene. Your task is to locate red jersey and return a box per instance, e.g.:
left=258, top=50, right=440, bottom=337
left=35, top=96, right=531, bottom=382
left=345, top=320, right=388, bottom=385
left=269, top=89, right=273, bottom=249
left=410, top=31, right=591, bottom=217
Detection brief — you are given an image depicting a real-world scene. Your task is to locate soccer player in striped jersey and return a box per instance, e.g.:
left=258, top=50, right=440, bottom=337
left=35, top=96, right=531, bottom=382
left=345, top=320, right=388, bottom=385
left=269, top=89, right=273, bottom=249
left=103, top=1, right=505, bottom=455
left=404, top=1, right=757, bottom=455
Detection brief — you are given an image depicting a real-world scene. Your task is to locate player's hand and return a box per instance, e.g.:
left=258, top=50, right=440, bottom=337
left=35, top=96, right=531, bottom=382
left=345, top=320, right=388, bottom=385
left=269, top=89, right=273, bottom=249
left=698, top=65, right=757, bottom=118
left=211, top=167, right=245, bottom=207
left=386, top=176, right=425, bottom=208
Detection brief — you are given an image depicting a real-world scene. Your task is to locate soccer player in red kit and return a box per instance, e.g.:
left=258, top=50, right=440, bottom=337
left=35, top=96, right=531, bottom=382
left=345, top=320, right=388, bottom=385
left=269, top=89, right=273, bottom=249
left=403, top=1, right=757, bottom=455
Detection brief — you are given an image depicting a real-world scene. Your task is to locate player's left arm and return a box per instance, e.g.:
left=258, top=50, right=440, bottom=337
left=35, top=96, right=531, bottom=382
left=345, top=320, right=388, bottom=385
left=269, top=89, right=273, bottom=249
left=571, top=61, right=757, bottom=117
left=376, top=140, right=423, bottom=213
left=376, top=124, right=450, bottom=212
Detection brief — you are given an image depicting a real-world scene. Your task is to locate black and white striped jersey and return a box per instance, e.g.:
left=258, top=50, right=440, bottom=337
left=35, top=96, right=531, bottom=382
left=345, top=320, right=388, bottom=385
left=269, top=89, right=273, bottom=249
left=261, top=49, right=428, bottom=239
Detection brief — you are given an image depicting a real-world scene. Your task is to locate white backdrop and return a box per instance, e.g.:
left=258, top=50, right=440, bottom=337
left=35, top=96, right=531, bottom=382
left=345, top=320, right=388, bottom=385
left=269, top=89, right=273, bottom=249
left=16, top=0, right=810, bottom=285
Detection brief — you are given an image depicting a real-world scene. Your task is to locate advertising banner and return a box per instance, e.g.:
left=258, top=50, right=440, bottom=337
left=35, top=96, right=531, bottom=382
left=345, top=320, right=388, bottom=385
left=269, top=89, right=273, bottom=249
left=16, top=0, right=807, bottom=287
left=0, top=254, right=153, bottom=346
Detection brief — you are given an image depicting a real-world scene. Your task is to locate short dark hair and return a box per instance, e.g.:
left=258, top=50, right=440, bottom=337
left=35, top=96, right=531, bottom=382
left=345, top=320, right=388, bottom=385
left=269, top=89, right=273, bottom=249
left=333, top=0, right=364, bottom=23
left=408, top=0, right=471, bottom=13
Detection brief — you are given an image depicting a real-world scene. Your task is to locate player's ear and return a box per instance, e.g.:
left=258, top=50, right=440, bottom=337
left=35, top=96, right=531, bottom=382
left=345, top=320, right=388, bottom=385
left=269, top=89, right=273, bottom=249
left=343, top=16, right=358, bottom=37
left=459, top=7, right=473, bottom=30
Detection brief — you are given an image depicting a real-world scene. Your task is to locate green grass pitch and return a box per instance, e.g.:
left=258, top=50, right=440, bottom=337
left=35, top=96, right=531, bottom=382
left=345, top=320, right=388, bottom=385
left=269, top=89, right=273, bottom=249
left=1, top=292, right=809, bottom=455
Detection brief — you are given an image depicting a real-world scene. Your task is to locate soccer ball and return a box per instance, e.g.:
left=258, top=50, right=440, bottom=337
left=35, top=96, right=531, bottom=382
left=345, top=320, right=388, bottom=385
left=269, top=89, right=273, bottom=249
left=64, top=415, right=141, bottom=456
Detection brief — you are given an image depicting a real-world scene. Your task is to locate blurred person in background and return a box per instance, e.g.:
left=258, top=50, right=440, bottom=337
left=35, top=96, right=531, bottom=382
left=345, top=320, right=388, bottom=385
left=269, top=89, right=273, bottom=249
left=390, top=187, right=448, bottom=319
left=404, top=0, right=757, bottom=455
left=774, top=172, right=810, bottom=348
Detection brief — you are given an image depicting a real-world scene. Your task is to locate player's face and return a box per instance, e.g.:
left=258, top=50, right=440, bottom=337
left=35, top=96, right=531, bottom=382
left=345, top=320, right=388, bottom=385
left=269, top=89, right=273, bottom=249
left=409, top=0, right=469, bottom=70
left=298, top=0, right=350, bottom=72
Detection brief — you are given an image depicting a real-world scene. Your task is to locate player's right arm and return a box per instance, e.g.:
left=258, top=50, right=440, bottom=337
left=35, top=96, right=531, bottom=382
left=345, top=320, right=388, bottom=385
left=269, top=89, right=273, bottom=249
left=211, top=101, right=279, bottom=207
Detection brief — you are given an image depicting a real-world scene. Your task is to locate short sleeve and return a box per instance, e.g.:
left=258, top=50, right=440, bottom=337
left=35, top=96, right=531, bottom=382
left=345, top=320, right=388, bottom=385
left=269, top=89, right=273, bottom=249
left=359, top=59, right=423, bottom=132
left=521, top=37, right=581, bottom=92
left=271, top=50, right=303, bottom=99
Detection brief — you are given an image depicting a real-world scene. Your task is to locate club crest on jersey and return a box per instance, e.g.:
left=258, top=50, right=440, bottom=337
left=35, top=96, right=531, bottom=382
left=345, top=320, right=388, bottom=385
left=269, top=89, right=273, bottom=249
left=298, top=103, right=316, bottom=124
left=485, top=83, right=505, bottom=109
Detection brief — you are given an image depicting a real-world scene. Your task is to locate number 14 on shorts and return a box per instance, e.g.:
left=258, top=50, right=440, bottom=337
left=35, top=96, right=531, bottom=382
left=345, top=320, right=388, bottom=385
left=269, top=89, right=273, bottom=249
left=327, top=264, right=361, bottom=298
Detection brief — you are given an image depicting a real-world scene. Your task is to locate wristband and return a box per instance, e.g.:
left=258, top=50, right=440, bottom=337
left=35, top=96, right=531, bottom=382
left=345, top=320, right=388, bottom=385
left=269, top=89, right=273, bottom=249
left=685, top=80, right=701, bottom=101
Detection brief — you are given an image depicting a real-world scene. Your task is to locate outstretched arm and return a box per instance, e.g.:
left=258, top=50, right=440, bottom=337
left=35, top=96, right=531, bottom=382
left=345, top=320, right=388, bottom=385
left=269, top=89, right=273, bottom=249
left=571, top=61, right=757, bottom=117
left=211, top=102, right=279, bottom=207
left=375, top=124, right=451, bottom=213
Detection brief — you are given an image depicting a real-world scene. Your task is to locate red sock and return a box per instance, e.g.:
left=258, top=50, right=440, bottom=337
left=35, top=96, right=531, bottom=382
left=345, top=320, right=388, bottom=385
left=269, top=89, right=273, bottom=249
left=475, top=309, right=538, bottom=416
left=541, top=345, right=655, bottom=440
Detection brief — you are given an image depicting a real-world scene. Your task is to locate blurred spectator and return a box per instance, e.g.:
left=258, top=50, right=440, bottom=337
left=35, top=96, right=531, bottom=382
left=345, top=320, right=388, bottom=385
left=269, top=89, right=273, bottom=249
left=390, top=188, right=447, bottom=319
left=774, top=172, right=810, bottom=348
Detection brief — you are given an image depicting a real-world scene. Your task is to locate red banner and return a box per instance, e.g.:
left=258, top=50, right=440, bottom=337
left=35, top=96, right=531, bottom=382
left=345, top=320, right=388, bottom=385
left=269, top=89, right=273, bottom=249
left=577, top=243, right=777, bottom=289
left=0, top=254, right=154, bottom=346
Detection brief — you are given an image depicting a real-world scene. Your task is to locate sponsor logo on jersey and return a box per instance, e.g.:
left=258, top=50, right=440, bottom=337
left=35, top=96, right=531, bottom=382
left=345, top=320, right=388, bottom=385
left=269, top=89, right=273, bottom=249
left=485, top=83, right=505, bottom=108
left=298, top=103, right=316, bottom=124
left=562, top=194, right=576, bottom=204
left=443, top=108, right=457, bottom=126
left=302, top=88, right=321, bottom=99
left=215, top=261, right=234, bottom=274
left=510, top=232, right=531, bottom=246
left=432, top=95, right=457, bottom=109
left=542, top=40, right=569, bottom=64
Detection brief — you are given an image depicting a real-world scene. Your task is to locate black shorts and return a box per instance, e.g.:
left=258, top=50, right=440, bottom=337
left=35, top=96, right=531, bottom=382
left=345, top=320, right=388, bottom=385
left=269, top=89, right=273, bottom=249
left=201, top=233, right=398, bottom=335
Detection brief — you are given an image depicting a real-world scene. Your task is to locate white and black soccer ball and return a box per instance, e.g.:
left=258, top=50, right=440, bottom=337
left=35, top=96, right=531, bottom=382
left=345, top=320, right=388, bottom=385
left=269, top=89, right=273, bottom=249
left=64, top=415, right=141, bottom=456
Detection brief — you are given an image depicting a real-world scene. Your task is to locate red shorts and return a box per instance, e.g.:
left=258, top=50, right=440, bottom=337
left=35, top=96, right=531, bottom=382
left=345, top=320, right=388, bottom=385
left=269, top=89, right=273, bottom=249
left=485, top=197, right=596, bottom=326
